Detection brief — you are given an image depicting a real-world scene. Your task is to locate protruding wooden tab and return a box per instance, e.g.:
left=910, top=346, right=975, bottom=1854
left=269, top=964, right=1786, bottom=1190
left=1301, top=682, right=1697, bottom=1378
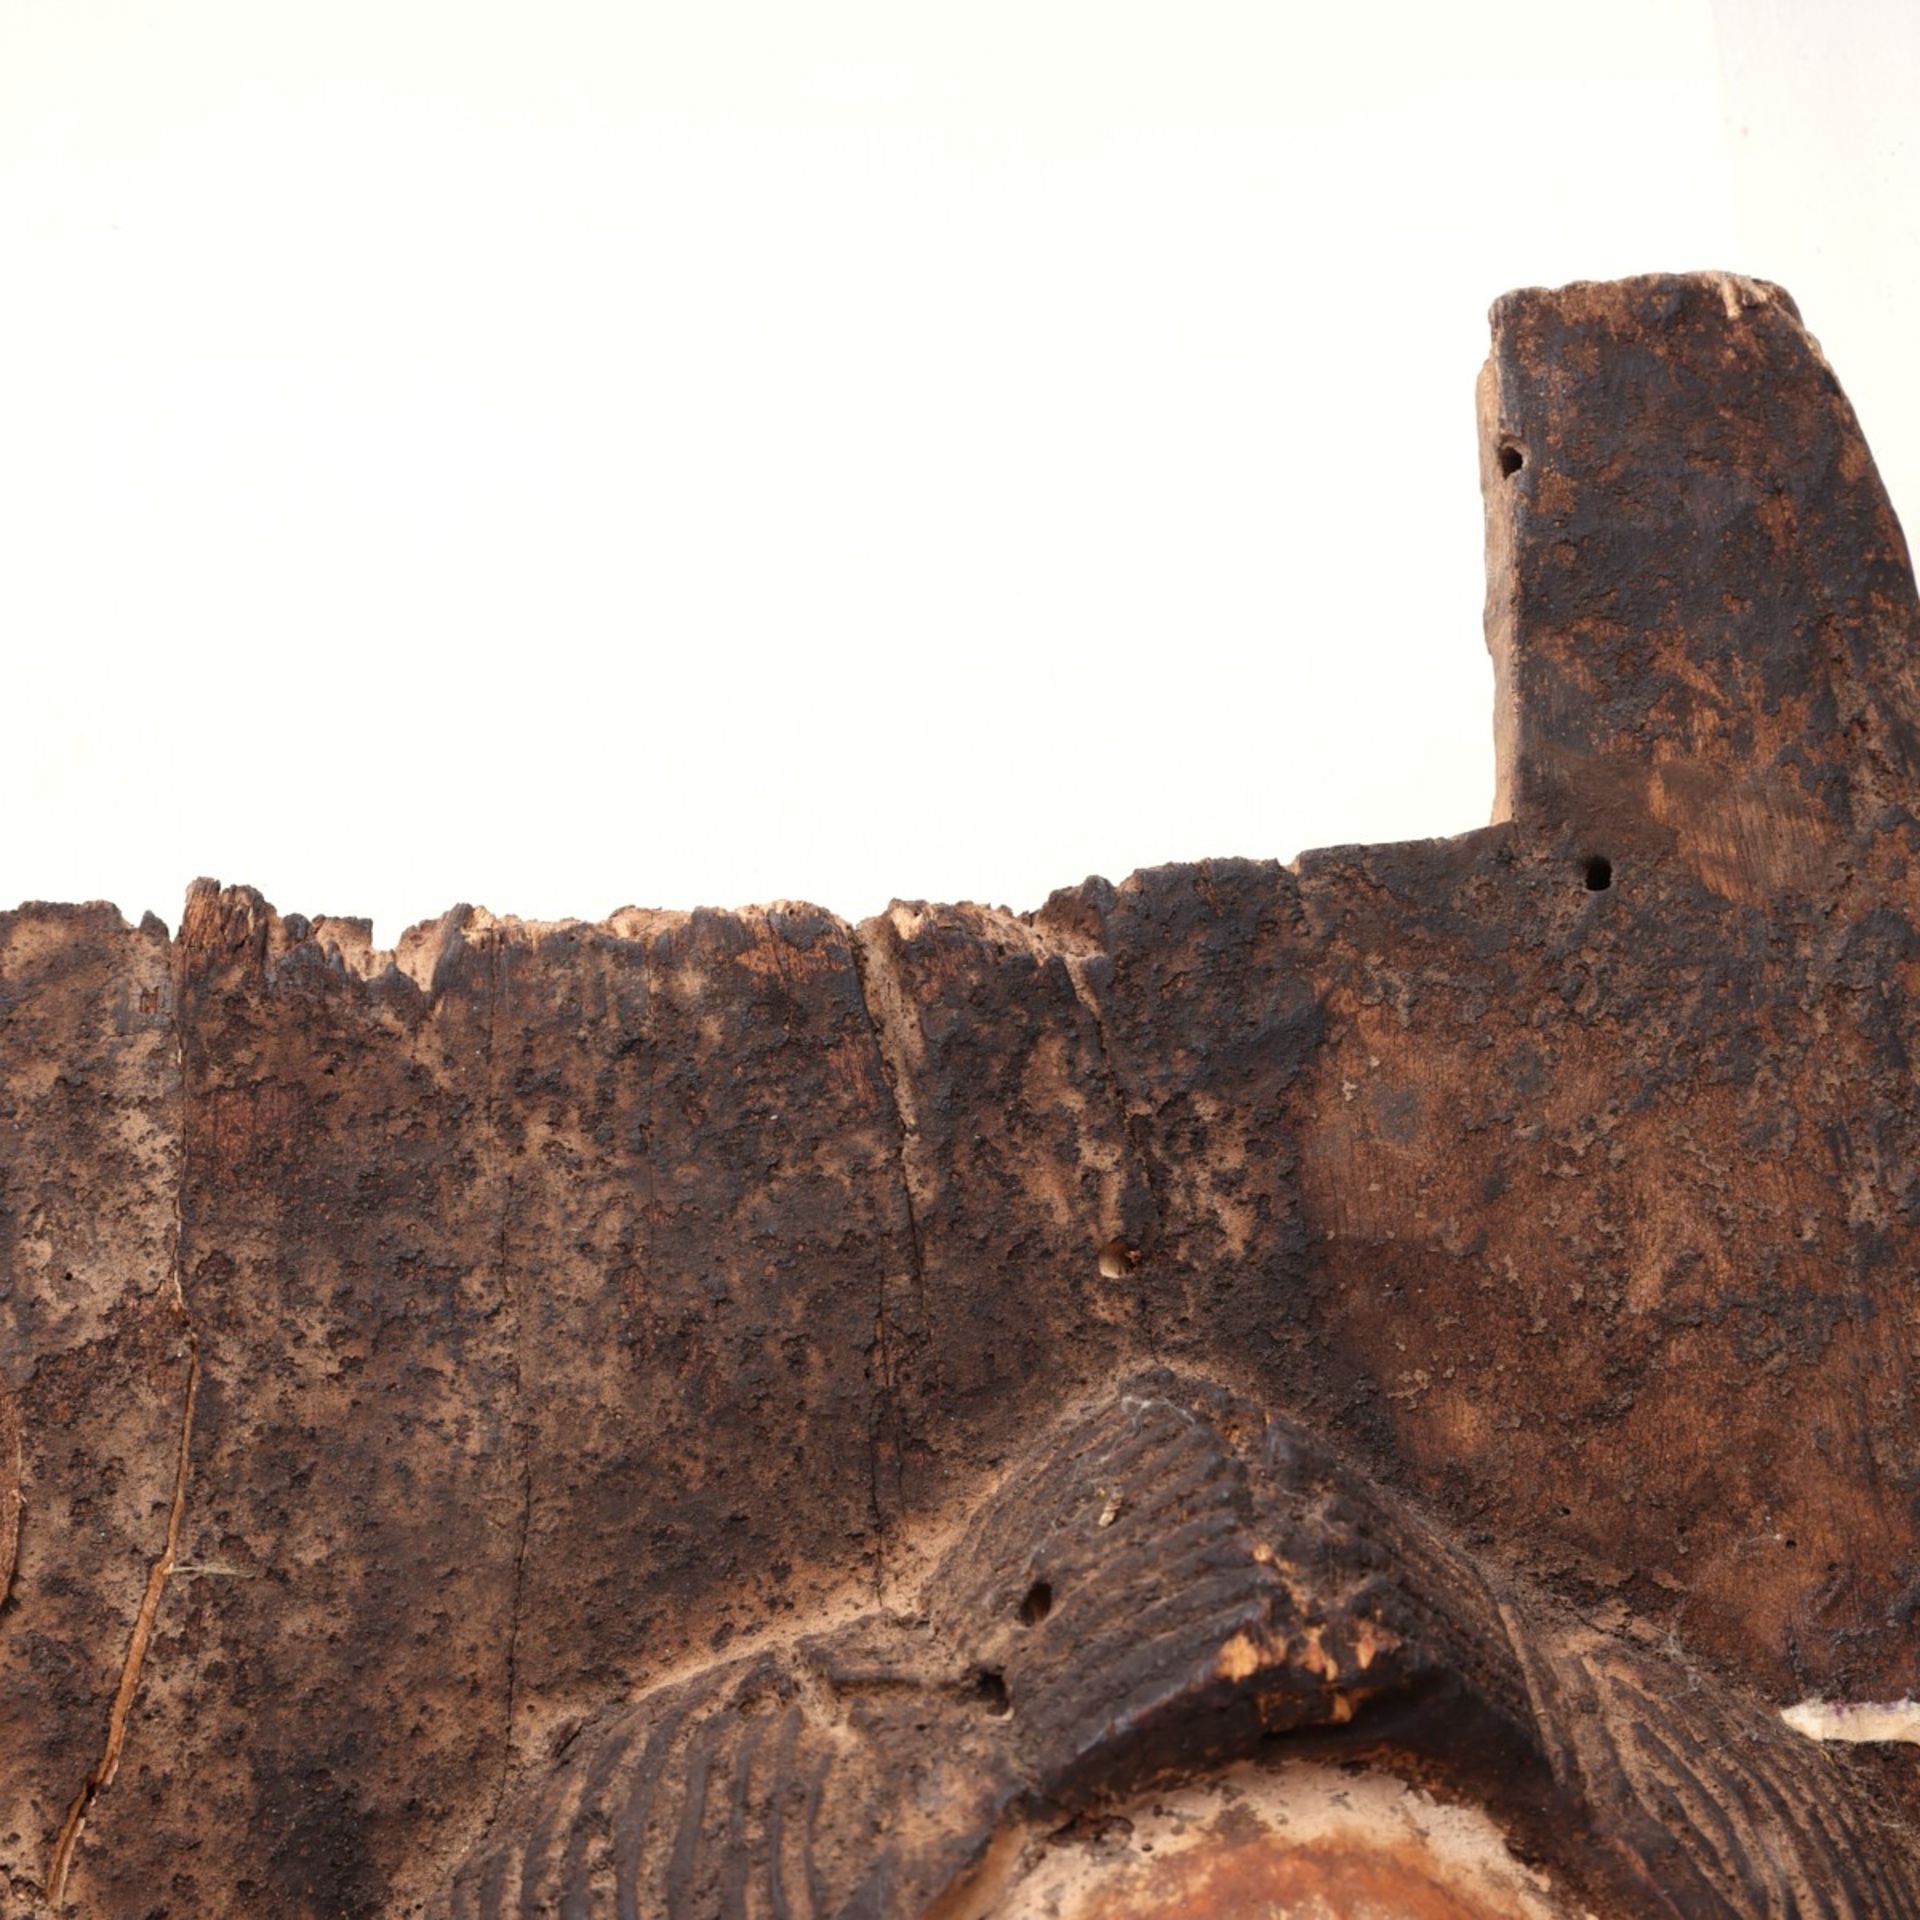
left=1479, top=273, right=1920, bottom=878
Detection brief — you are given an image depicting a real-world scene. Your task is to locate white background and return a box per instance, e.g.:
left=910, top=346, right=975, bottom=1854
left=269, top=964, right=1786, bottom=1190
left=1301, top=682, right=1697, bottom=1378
left=3, top=0, right=1916, bottom=942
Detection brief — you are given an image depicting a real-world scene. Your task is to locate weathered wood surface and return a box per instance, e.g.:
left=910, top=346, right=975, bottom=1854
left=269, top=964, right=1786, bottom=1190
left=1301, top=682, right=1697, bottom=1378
left=4, top=273, right=1920, bottom=1914
left=447, top=1377, right=1920, bottom=1918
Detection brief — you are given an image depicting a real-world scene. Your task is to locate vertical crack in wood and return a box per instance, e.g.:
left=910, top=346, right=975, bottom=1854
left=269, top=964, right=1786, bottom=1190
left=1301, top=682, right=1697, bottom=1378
left=45, top=1014, right=199, bottom=1908
left=490, top=1172, right=533, bottom=1838
left=484, top=934, right=534, bottom=1841
left=849, top=925, right=930, bottom=1354
left=847, top=918, right=924, bottom=1595
left=1058, top=946, right=1164, bottom=1362
left=0, top=1393, right=20, bottom=1621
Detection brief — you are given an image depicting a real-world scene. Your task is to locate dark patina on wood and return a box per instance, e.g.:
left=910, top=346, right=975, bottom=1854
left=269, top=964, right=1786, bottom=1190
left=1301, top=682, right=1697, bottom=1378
left=4, top=274, right=1920, bottom=1915
left=448, top=1375, right=1920, bottom=1917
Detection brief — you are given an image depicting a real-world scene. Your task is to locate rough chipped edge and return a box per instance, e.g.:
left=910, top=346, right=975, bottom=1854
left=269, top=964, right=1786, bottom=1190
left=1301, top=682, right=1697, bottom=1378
left=14, top=863, right=1300, bottom=1001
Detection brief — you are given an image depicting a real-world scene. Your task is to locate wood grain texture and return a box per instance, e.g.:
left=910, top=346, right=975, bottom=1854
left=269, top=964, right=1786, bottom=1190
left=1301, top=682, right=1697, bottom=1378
left=3, top=274, right=1920, bottom=1912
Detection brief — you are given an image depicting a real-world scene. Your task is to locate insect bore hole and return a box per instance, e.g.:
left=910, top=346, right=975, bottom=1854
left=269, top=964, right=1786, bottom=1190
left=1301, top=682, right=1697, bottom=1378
left=973, top=1668, right=1012, bottom=1716
left=1019, top=1580, right=1053, bottom=1627
left=1584, top=855, right=1613, bottom=892
left=1498, top=440, right=1525, bottom=478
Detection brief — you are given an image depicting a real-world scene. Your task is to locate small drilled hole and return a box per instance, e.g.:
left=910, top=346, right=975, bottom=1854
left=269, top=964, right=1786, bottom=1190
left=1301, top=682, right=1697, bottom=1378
left=973, top=1668, right=1011, bottom=1715
left=1584, top=856, right=1613, bottom=892
left=1498, top=441, right=1525, bottom=478
left=1096, top=1238, right=1139, bottom=1280
left=1019, top=1580, right=1053, bottom=1627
